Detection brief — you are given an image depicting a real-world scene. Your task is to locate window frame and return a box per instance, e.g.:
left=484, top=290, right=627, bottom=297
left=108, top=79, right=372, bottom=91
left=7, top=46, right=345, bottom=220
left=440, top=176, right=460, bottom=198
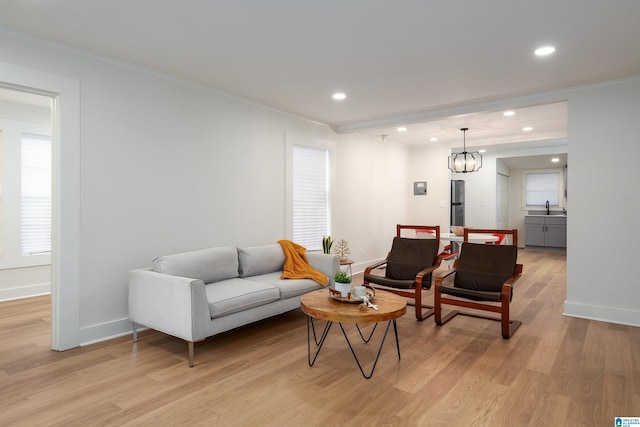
left=285, top=134, right=334, bottom=252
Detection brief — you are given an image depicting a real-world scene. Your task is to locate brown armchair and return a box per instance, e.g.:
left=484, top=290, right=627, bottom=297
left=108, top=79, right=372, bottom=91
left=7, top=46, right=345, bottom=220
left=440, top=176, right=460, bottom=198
left=364, top=225, right=442, bottom=321
left=414, top=228, right=458, bottom=268
left=434, top=228, right=523, bottom=338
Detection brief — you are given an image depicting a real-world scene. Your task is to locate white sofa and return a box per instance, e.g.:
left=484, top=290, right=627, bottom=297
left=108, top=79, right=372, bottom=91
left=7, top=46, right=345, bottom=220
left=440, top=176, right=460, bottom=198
left=129, top=243, right=339, bottom=367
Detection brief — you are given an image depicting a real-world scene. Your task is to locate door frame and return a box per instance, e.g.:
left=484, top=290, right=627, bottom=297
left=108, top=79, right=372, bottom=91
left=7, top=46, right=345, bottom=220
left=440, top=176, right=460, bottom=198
left=1, top=61, right=81, bottom=350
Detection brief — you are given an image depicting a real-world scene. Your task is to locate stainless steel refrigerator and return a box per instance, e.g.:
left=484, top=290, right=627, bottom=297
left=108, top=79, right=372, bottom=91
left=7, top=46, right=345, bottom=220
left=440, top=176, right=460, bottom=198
left=451, top=180, right=465, bottom=226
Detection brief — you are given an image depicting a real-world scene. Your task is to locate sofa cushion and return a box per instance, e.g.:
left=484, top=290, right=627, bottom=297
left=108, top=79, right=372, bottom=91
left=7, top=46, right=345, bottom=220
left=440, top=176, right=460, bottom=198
left=204, top=278, right=280, bottom=319
left=249, top=272, right=322, bottom=299
left=153, top=246, right=239, bottom=284
left=238, top=244, right=285, bottom=277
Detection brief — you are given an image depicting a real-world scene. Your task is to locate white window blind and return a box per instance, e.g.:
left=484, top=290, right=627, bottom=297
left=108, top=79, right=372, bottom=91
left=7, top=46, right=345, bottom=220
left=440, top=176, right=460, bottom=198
left=21, top=133, right=52, bottom=255
left=525, top=171, right=559, bottom=206
left=293, top=145, right=330, bottom=251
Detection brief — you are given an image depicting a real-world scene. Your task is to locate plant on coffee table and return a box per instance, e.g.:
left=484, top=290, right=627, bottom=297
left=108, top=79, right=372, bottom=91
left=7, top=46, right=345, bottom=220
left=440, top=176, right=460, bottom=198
left=333, top=270, right=352, bottom=297
left=334, top=270, right=351, bottom=284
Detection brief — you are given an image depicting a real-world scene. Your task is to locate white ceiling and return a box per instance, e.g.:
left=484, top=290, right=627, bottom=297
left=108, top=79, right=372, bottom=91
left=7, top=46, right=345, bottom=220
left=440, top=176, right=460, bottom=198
left=1, top=1, right=638, bottom=154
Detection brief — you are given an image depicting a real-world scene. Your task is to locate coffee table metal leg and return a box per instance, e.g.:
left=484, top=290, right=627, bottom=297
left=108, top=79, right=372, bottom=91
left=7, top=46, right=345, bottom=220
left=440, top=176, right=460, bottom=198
left=393, top=319, right=401, bottom=359
left=307, top=316, right=332, bottom=366
left=355, top=323, right=378, bottom=343
left=339, top=319, right=399, bottom=379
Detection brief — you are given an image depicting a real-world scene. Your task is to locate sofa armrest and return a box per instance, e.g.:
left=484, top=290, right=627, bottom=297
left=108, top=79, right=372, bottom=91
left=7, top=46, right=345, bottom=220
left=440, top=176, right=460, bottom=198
left=306, top=252, right=340, bottom=286
left=129, top=268, right=211, bottom=342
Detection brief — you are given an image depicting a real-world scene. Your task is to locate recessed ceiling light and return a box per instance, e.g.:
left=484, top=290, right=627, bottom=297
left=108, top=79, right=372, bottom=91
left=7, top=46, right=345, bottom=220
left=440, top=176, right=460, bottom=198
left=479, top=149, right=486, bottom=153
left=332, top=92, right=346, bottom=100
left=523, top=126, right=533, bottom=131
left=535, top=46, right=556, bottom=56
left=551, top=157, right=560, bottom=163
left=429, top=137, right=438, bottom=142
left=503, top=111, right=516, bottom=117
left=397, top=127, right=407, bottom=132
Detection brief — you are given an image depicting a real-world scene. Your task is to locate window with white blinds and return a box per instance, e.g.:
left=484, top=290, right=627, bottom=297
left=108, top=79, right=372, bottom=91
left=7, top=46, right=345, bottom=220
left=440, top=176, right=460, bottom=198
left=292, top=144, right=330, bottom=251
left=524, top=170, right=560, bottom=206
left=21, top=133, right=52, bottom=255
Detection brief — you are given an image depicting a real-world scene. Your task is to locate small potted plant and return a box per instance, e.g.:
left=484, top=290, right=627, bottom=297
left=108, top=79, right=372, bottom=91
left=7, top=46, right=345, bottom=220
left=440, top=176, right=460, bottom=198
left=334, top=270, right=352, bottom=297
left=333, top=239, right=351, bottom=261
left=322, top=236, right=333, bottom=254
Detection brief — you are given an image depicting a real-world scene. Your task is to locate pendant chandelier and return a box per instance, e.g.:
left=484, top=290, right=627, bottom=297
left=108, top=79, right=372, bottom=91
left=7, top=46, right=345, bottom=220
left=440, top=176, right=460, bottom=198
left=448, top=127, right=482, bottom=173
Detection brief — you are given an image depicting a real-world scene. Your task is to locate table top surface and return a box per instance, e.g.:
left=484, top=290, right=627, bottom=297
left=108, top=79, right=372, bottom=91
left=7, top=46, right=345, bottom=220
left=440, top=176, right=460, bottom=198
left=301, top=289, right=407, bottom=324
left=440, top=232, right=499, bottom=243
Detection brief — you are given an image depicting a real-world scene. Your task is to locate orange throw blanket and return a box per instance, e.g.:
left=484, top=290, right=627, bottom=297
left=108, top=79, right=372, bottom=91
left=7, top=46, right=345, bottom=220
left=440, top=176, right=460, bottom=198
left=278, top=240, right=329, bottom=287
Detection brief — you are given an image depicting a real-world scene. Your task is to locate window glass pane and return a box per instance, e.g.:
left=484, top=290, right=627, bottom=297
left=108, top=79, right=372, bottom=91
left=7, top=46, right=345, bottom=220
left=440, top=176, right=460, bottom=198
left=525, top=172, right=559, bottom=206
left=293, top=145, right=329, bottom=251
left=21, top=134, right=52, bottom=255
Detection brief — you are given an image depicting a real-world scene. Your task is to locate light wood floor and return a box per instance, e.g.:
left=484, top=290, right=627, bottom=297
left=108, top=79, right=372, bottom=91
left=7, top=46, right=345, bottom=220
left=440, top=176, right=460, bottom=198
left=1, top=249, right=639, bottom=426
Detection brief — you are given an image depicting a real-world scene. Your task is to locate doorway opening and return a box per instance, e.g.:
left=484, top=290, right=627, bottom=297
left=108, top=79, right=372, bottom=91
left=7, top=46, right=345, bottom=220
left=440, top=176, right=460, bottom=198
left=1, top=61, right=81, bottom=351
left=0, top=86, right=53, bottom=342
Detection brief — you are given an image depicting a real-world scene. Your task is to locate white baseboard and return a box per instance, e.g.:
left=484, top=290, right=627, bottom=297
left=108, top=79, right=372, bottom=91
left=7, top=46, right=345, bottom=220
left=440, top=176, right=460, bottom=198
left=564, top=300, right=640, bottom=327
left=79, top=317, right=134, bottom=346
left=0, top=283, right=51, bottom=302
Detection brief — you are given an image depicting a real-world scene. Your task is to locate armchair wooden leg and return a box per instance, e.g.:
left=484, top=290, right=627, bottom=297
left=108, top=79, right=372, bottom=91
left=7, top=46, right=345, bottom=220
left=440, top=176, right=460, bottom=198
left=436, top=309, right=460, bottom=326
left=414, top=286, right=434, bottom=321
left=434, top=290, right=441, bottom=324
left=500, top=294, right=521, bottom=339
left=415, top=305, right=434, bottom=321
left=503, top=320, right=522, bottom=339
left=434, top=293, right=464, bottom=326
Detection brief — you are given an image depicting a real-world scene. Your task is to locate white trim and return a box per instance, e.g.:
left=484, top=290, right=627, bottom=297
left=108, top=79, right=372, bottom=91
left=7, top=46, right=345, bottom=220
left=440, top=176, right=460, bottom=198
left=0, top=282, right=50, bottom=302
left=0, top=61, right=81, bottom=351
left=79, top=317, right=134, bottom=346
left=564, top=301, right=640, bottom=328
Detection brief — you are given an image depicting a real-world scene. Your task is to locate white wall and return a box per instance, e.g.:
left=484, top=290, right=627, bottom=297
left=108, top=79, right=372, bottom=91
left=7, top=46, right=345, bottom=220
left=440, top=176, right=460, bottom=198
left=564, top=77, right=640, bottom=326
left=0, top=32, right=411, bottom=345
left=406, top=144, right=451, bottom=229
left=508, top=169, right=525, bottom=243
left=331, top=133, right=408, bottom=273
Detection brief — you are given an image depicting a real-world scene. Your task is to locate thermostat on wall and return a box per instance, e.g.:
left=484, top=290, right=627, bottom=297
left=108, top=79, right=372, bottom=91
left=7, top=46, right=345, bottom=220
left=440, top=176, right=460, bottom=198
left=413, top=181, right=427, bottom=195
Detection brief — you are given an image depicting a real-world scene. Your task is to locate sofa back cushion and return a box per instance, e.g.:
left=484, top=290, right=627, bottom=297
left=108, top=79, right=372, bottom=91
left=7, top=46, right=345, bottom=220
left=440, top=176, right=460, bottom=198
left=238, top=244, right=285, bottom=277
left=153, top=246, right=239, bottom=284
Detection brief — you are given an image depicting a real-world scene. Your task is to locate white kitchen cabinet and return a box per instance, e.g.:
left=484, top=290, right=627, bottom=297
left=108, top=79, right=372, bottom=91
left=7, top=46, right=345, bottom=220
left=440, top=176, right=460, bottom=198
left=525, top=216, right=566, bottom=248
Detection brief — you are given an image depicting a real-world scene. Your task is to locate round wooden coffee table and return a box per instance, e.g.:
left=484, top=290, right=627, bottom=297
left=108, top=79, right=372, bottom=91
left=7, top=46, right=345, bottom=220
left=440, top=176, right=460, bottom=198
left=300, top=289, right=407, bottom=379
